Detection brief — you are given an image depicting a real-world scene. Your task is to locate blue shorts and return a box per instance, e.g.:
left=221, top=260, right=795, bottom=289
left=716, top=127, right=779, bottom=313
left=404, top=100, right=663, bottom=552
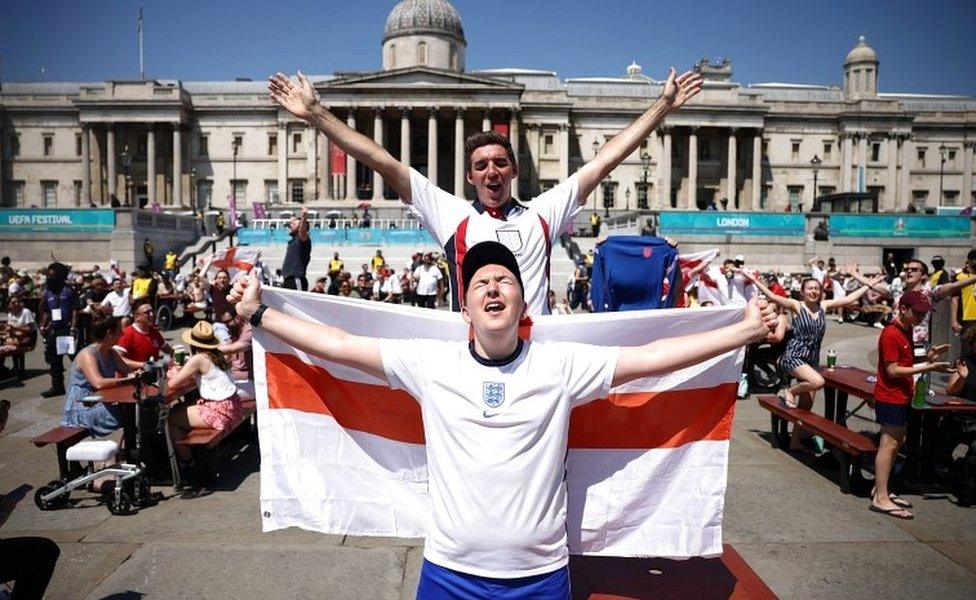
left=875, top=401, right=908, bottom=428
left=417, top=559, right=570, bottom=600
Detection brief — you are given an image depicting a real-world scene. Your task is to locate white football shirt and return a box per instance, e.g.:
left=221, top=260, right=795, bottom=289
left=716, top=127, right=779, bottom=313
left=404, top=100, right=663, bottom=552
left=380, top=337, right=619, bottom=578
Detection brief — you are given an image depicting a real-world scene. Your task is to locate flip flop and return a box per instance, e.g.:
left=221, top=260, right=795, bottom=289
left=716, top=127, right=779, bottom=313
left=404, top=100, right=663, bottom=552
left=776, top=391, right=797, bottom=409
left=869, top=504, right=914, bottom=520
left=871, top=488, right=914, bottom=509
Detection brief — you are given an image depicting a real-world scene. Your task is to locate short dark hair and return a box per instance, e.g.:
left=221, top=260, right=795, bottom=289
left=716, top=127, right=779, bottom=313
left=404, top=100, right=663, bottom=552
left=967, top=249, right=976, bottom=262
left=906, top=259, right=928, bottom=274
left=92, top=316, right=121, bottom=341
left=132, top=298, right=152, bottom=313
left=800, top=277, right=823, bottom=292
left=464, top=131, right=517, bottom=174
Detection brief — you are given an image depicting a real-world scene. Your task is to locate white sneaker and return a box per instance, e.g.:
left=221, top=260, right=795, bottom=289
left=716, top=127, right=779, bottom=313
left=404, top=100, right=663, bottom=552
left=873, top=322, right=884, bottom=329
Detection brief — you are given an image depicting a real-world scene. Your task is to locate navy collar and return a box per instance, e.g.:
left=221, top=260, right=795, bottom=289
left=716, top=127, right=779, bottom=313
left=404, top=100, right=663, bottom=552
left=468, top=338, right=524, bottom=367
left=472, top=198, right=526, bottom=221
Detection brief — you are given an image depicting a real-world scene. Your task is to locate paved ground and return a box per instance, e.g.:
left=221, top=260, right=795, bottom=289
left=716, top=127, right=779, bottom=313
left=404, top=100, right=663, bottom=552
left=1, top=319, right=975, bottom=599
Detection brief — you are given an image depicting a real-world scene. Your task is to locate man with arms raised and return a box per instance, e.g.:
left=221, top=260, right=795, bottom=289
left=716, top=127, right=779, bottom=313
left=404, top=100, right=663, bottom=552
left=269, top=68, right=702, bottom=314
left=229, top=240, right=776, bottom=598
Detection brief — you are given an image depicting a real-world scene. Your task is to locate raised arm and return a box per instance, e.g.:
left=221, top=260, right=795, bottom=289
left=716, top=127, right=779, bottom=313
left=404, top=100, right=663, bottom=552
left=823, top=273, right=885, bottom=311
left=932, top=273, right=976, bottom=302
left=298, top=205, right=310, bottom=242
left=269, top=71, right=411, bottom=202
left=577, top=68, right=702, bottom=201
left=613, top=296, right=778, bottom=387
left=230, top=271, right=386, bottom=381
left=739, top=268, right=798, bottom=313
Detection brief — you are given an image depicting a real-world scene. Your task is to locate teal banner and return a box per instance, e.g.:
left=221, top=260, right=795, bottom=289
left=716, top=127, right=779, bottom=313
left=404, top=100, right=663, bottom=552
left=658, top=212, right=805, bottom=236
left=829, top=215, right=971, bottom=238
left=0, top=209, right=115, bottom=233
left=236, top=227, right=436, bottom=246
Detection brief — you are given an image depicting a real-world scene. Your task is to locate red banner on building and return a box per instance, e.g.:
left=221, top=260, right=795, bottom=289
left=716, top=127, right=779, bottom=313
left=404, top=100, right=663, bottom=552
left=331, top=142, right=346, bottom=175
left=492, top=123, right=510, bottom=138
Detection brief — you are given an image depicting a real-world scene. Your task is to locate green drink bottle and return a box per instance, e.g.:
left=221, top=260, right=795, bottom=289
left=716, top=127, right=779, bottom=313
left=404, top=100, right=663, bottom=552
left=912, top=372, right=929, bottom=409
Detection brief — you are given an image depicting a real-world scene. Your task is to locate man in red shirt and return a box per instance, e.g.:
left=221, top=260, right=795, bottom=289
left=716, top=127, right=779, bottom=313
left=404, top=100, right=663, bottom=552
left=117, top=299, right=173, bottom=370
left=872, top=291, right=950, bottom=519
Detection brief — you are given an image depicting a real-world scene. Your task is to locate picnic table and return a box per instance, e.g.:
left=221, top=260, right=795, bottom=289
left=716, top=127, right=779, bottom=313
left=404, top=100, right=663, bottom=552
left=819, top=364, right=976, bottom=483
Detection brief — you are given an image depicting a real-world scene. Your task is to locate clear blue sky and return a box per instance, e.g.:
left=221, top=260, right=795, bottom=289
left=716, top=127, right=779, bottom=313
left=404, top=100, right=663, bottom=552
left=2, top=0, right=975, bottom=96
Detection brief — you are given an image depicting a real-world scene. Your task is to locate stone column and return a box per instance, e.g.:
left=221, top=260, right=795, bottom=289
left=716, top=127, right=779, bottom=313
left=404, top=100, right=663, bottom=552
left=751, top=131, right=762, bottom=211
left=687, top=127, right=698, bottom=209
left=726, top=128, right=737, bottom=209
left=886, top=135, right=898, bottom=212
left=278, top=122, right=288, bottom=203
left=661, top=127, right=672, bottom=210
left=898, top=135, right=913, bottom=211
left=147, top=126, right=157, bottom=206
left=527, top=125, right=541, bottom=200
left=454, top=108, right=465, bottom=196
left=372, top=108, right=385, bottom=200
left=841, top=133, right=853, bottom=192
left=345, top=112, right=357, bottom=201
left=107, top=125, right=117, bottom=202
left=558, top=124, right=569, bottom=180
left=963, top=142, right=974, bottom=209
left=482, top=113, right=491, bottom=132
left=427, top=108, right=439, bottom=186
left=856, top=133, right=868, bottom=193
left=306, top=125, right=318, bottom=200
left=509, top=110, right=519, bottom=197
left=172, top=126, right=182, bottom=206
left=400, top=108, right=411, bottom=168
left=81, top=124, right=91, bottom=205
left=320, top=131, right=332, bottom=200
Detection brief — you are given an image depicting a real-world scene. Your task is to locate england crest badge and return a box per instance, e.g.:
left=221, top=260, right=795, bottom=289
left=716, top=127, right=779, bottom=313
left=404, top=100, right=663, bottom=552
left=483, top=382, right=505, bottom=408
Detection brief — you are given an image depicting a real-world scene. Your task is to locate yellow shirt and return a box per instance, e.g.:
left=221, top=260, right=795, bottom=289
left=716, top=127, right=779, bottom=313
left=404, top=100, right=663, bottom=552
left=328, top=259, right=344, bottom=273
left=372, top=256, right=386, bottom=271
left=957, top=272, right=976, bottom=321
left=131, top=276, right=152, bottom=300
left=164, top=253, right=177, bottom=270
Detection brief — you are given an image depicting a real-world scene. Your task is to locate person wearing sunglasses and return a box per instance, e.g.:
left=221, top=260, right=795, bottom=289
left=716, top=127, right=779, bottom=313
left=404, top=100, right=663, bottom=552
left=116, top=298, right=173, bottom=370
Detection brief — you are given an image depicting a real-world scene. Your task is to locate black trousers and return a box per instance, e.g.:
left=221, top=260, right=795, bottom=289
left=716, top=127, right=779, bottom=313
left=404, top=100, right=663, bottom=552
left=43, top=326, right=72, bottom=389
left=0, top=536, right=60, bottom=599
left=282, top=275, right=308, bottom=291
left=415, top=294, right=437, bottom=309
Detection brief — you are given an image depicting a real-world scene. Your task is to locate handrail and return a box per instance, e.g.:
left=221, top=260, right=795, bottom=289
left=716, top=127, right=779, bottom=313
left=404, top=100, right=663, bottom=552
left=249, top=218, right=422, bottom=230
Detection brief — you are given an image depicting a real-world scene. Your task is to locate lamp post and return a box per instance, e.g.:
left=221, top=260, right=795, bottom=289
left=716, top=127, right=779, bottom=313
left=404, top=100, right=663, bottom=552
left=625, top=187, right=631, bottom=211
left=189, top=165, right=198, bottom=211
left=120, top=144, right=132, bottom=207
left=228, top=138, right=240, bottom=212
left=640, top=150, right=651, bottom=209
left=810, top=154, right=821, bottom=212
left=592, top=140, right=605, bottom=215
left=939, top=144, right=947, bottom=205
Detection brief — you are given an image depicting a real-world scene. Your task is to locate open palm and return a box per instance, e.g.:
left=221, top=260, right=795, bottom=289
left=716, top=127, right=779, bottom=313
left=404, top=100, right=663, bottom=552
left=269, top=71, right=317, bottom=120
left=661, top=68, right=703, bottom=110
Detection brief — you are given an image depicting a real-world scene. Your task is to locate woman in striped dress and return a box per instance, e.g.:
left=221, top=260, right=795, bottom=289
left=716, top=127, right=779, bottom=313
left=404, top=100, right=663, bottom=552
left=744, top=264, right=883, bottom=448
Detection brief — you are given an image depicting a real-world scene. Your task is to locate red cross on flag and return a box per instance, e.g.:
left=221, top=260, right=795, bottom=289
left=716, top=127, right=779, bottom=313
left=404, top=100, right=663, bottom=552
left=207, top=247, right=261, bottom=281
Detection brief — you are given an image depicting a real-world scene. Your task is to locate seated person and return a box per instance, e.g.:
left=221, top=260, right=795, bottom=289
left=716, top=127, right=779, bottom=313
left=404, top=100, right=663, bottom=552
left=166, top=321, right=244, bottom=466
left=0, top=296, right=36, bottom=376
left=61, top=317, right=136, bottom=436
left=116, top=299, right=172, bottom=370
left=129, top=268, right=155, bottom=302
left=947, top=325, right=976, bottom=401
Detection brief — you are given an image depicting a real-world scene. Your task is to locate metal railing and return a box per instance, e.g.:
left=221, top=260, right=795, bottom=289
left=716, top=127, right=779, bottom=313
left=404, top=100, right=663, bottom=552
left=250, top=218, right=423, bottom=230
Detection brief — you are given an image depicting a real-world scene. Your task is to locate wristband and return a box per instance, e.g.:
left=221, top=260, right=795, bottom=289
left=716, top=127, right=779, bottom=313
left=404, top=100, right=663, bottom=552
left=249, top=304, right=269, bottom=328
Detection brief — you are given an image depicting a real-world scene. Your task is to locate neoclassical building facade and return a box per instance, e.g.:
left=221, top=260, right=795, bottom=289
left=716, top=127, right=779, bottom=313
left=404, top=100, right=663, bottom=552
left=1, top=0, right=974, bottom=215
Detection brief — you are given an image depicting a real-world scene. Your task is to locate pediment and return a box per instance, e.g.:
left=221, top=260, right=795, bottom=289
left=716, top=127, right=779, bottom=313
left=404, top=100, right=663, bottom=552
left=318, top=67, right=523, bottom=92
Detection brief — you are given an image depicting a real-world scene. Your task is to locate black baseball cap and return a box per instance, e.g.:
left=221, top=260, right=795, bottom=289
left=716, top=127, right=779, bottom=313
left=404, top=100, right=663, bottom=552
left=461, top=241, right=523, bottom=295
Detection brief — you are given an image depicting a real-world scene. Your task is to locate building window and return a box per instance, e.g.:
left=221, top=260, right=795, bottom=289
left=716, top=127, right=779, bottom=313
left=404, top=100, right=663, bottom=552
left=10, top=134, right=20, bottom=157
left=417, top=41, right=428, bottom=65
left=791, top=141, right=801, bottom=162
left=912, top=190, right=928, bottom=211
left=43, top=134, right=54, bottom=157
left=292, top=133, right=302, bottom=153
left=637, top=184, right=649, bottom=209
left=871, top=142, right=881, bottom=162
left=854, top=71, right=862, bottom=91
left=231, top=180, right=246, bottom=201
left=943, top=191, right=959, bottom=206
left=543, top=134, right=554, bottom=156
left=818, top=185, right=836, bottom=200
left=917, top=148, right=926, bottom=168
left=947, top=149, right=957, bottom=166
left=74, top=180, right=83, bottom=205
left=76, top=134, right=83, bottom=157
left=6, top=181, right=25, bottom=206
left=198, top=133, right=209, bottom=156
left=197, top=180, right=212, bottom=210
left=41, top=180, right=58, bottom=207
left=823, top=142, right=832, bottom=160
left=449, top=45, right=458, bottom=70
left=265, top=180, right=279, bottom=204
left=268, top=134, right=277, bottom=156
left=290, top=179, right=305, bottom=203
left=699, top=140, right=711, bottom=160
left=787, top=185, right=803, bottom=212
left=389, top=44, right=397, bottom=69
left=602, top=183, right=616, bottom=209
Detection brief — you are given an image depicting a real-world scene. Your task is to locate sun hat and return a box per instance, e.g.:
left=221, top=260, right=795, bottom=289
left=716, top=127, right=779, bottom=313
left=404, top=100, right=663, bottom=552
left=182, top=321, right=221, bottom=350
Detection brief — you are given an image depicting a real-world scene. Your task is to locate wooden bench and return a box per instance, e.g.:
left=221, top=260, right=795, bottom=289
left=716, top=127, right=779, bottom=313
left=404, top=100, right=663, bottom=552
left=757, top=395, right=878, bottom=494
left=29, top=426, right=90, bottom=481
left=177, top=401, right=256, bottom=486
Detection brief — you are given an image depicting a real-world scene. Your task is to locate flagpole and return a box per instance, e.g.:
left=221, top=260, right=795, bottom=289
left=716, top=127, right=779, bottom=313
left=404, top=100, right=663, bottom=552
left=138, top=7, right=144, bottom=80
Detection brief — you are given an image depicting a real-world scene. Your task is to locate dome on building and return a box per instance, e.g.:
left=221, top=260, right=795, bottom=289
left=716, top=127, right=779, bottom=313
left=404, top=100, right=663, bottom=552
left=384, top=0, right=466, bottom=44
left=845, top=35, right=878, bottom=65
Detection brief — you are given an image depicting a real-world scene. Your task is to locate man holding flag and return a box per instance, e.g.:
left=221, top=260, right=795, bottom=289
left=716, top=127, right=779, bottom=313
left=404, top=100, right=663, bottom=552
left=229, top=241, right=777, bottom=598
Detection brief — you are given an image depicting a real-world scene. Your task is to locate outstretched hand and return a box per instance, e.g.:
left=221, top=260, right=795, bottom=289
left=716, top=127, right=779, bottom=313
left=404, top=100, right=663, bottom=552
left=269, top=71, right=317, bottom=120
left=228, top=271, right=262, bottom=320
left=661, top=68, right=703, bottom=110
left=744, top=296, right=779, bottom=343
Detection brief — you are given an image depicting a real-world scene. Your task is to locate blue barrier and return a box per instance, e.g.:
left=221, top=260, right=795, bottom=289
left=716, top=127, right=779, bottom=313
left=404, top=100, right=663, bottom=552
left=829, top=215, right=971, bottom=238
left=658, top=212, right=805, bottom=236
left=236, top=227, right=436, bottom=246
left=0, top=209, right=115, bottom=233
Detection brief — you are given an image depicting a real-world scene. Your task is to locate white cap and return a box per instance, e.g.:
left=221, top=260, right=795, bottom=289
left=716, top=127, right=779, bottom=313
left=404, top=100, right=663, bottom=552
left=734, top=254, right=745, bottom=262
